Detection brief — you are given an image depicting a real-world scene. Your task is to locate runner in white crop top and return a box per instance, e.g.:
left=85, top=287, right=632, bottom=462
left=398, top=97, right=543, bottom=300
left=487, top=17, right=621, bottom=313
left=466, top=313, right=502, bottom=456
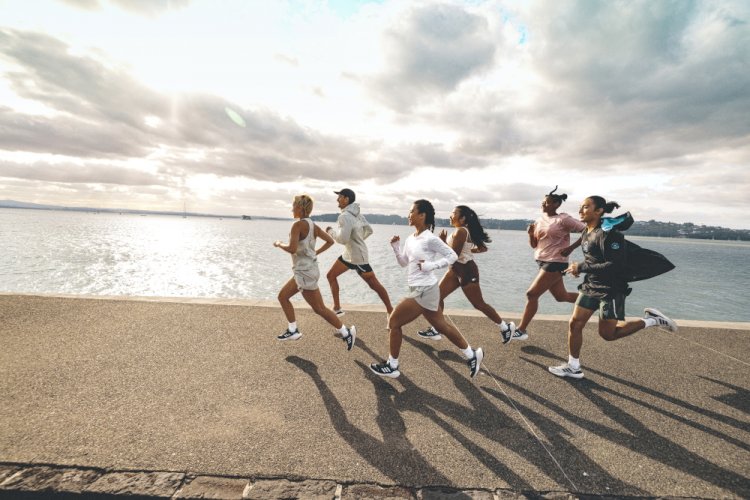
left=417, top=205, right=516, bottom=345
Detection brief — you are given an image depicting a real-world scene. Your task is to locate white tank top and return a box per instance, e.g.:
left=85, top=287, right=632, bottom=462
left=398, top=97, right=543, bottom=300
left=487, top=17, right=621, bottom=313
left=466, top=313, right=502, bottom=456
left=292, top=218, right=317, bottom=271
left=448, top=227, right=474, bottom=264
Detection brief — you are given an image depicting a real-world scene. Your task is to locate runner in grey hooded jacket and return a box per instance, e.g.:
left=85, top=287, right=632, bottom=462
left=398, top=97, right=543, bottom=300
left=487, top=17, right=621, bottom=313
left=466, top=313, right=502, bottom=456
left=327, top=202, right=373, bottom=265
left=325, top=190, right=393, bottom=319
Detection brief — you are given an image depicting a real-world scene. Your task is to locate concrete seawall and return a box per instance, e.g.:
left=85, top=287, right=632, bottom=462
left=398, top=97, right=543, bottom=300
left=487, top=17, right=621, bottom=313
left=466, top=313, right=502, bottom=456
left=1, top=294, right=748, bottom=498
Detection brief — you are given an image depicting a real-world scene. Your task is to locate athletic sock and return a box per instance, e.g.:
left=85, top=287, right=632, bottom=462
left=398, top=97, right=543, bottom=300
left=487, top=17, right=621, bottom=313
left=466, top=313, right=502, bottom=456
left=288, top=322, right=298, bottom=333
left=643, top=317, right=658, bottom=328
left=498, top=320, right=508, bottom=331
left=388, top=355, right=399, bottom=369
left=461, top=346, right=474, bottom=359
left=338, top=325, right=349, bottom=337
left=568, top=355, right=580, bottom=370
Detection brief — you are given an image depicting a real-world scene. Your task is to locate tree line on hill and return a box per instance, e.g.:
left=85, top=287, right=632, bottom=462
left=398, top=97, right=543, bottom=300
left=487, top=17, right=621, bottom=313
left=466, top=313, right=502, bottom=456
left=311, top=214, right=750, bottom=241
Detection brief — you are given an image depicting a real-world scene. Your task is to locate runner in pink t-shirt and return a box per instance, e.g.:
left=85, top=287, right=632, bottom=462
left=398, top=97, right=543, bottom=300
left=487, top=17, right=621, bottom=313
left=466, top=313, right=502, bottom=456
left=515, top=187, right=585, bottom=340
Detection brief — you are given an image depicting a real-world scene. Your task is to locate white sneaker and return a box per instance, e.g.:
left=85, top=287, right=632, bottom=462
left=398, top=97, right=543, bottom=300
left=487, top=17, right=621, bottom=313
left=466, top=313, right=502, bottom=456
left=333, top=308, right=345, bottom=317
left=512, top=328, right=529, bottom=341
left=644, top=308, right=677, bottom=332
left=277, top=329, right=302, bottom=341
left=548, top=363, right=584, bottom=379
left=500, top=321, right=516, bottom=344
left=468, top=348, right=484, bottom=378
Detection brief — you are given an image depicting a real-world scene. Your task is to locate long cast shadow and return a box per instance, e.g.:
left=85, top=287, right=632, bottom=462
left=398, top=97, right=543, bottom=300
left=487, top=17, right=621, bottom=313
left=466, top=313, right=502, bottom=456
left=513, top=352, right=750, bottom=497
left=699, top=376, right=750, bottom=416
left=286, top=354, right=452, bottom=487
left=521, top=345, right=750, bottom=433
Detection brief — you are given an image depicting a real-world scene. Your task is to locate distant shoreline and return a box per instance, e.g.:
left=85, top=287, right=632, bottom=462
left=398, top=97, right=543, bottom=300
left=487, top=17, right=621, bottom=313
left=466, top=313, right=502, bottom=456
left=2, top=202, right=750, bottom=241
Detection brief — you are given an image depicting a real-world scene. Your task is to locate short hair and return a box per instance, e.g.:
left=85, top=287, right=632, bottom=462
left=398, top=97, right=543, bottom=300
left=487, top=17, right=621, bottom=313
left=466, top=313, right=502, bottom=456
left=293, top=194, right=314, bottom=218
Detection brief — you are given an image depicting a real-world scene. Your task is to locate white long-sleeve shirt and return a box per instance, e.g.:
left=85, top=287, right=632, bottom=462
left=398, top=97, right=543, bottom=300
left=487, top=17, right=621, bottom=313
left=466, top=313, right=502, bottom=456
left=391, top=230, right=457, bottom=286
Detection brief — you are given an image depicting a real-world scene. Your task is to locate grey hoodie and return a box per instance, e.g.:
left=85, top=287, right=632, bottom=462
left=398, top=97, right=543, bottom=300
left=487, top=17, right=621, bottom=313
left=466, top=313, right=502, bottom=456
left=326, top=202, right=373, bottom=265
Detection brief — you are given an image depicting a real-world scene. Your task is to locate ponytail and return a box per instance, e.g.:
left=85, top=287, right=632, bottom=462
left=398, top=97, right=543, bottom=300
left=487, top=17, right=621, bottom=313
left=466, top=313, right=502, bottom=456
left=456, top=205, right=491, bottom=247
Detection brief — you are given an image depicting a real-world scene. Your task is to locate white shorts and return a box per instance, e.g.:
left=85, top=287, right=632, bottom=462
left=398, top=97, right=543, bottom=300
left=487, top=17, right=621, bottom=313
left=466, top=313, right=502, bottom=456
left=294, top=266, right=320, bottom=291
left=407, top=283, right=440, bottom=312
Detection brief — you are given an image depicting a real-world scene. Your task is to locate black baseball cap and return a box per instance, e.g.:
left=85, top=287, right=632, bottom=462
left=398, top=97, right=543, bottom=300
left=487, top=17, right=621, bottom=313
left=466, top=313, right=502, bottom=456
left=333, top=188, right=355, bottom=202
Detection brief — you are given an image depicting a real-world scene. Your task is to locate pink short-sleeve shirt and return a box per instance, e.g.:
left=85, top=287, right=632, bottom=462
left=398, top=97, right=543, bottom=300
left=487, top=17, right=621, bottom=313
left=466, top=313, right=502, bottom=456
left=533, top=213, right=586, bottom=263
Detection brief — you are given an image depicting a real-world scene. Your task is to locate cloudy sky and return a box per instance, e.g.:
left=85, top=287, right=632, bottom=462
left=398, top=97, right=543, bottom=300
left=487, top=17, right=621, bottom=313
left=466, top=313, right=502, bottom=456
left=1, top=0, right=748, bottom=227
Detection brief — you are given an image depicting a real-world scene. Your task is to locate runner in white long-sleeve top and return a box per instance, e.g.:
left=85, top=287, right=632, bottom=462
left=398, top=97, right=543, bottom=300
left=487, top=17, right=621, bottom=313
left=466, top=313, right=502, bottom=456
left=369, top=199, right=484, bottom=379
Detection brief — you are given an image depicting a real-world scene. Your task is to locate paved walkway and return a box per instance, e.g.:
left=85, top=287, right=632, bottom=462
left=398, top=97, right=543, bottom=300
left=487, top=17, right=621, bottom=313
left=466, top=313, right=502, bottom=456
left=0, top=294, right=748, bottom=498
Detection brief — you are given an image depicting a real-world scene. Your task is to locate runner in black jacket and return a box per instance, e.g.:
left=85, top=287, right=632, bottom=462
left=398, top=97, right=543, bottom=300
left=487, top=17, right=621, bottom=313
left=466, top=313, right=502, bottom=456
left=548, top=196, right=678, bottom=380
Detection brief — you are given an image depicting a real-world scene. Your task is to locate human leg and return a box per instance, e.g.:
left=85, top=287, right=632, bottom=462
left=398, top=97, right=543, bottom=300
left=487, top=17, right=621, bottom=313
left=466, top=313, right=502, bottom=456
left=422, top=309, right=484, bottom=378
left=325, top=258, right=349, bottom=313
left=301, top=288, right=356, bottom=350
left=360, top=271, right=394, bottom=313
left=461, top=282, right=516, bottom=344
left=548, top=300, right=595, bottom=379
left=418, top=272, right=460, bottom=340
left=548, top=277, right=579, bottom=303
left=370, top=298, right=423, bottom=378
left=277, top=278, right=302, bottom=340
left=518, top=269, right=564, bottom=331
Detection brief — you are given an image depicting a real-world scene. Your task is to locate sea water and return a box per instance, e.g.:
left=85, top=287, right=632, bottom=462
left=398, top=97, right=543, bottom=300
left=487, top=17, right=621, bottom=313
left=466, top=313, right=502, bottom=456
left=2, top=208, right=749, bottom=322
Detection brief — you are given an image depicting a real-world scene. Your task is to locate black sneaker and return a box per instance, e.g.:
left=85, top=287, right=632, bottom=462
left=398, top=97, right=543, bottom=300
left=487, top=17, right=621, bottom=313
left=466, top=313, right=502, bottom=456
left=277, top=329, right=301, bottom=341
left=417, top=326, right=442, bottom=340
left=500, top=322, right=516, bottom=344
left=343, top=326, right=357, bottom=351
left=369, top=361, right=400, bottom=378
left=512, top=328, right=529, bottom=341
left=468, top=347, right=484, bottom=378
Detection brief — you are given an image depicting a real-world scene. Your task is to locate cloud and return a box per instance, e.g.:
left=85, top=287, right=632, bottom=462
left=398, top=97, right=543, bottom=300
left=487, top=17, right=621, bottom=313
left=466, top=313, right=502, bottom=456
left=368, top=2, right=498, bottom=110
left=57, top=0, right=191, bottom=16
left=0, top=28, right=424, bottom=186
left=0, top=159, right=163, bottom=186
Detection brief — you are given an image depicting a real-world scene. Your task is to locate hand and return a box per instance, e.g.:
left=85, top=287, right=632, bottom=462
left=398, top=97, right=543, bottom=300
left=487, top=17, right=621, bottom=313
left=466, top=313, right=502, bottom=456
left=417, top=260, right=437, bottom=272
left=439, top=229, right=447, bottom=242
left=390, top=235, right=400, bottom=244
left=527, top=223, right=535, bottom=235
left=273, top=240, right=282, bottom=248
left=564, top=262, right=580, bottom=277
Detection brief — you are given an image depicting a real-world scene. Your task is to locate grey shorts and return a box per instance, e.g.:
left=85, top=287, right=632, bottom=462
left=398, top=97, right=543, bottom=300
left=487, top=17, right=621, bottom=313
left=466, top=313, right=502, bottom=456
left=407, top=283, right=440, bottom=312
left=293, top=266, right=320, bottom=291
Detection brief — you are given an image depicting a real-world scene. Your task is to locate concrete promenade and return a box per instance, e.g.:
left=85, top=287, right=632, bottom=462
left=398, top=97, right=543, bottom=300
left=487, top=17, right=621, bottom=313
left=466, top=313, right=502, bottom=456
left=0, top=294, right=748, bottom=499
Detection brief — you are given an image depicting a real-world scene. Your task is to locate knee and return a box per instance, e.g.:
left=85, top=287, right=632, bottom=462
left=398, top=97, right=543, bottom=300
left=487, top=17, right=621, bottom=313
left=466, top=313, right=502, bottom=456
left=326, top=271, right=337, bottom=282
left=598, top=329, right=617, bottom=341
left=526, top=290, right=541, bottom=301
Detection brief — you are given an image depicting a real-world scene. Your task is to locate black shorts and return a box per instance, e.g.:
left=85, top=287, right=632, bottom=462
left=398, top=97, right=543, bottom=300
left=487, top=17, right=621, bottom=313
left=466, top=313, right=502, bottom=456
left=450, top=260, right=479, bottom=287
left=537, top=260, right=568, bottom=273
left=575, top=292, right=626, bottom=321
left=338, top=256, right=373, bottom=275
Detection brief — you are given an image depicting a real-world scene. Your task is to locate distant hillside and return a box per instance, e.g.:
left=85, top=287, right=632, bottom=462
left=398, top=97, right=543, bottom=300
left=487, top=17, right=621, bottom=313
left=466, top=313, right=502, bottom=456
left=312, top=213, right=750, bottom=241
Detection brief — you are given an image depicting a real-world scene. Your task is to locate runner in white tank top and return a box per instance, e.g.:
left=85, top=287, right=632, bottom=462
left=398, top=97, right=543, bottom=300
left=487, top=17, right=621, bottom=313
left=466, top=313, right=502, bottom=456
left=416, top=205, right=516, bottom=345
left=273, top=194, right=357, bottom=350
left=369, top=199, right=484, bottom=380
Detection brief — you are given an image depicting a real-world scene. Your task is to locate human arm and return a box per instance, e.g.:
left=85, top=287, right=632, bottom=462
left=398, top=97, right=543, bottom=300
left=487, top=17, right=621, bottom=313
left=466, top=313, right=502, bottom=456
left=560, top=236, right=582, bottom=257
left=390, top=235, right=409, bottom=267
left=418, top=234, right=458, bottom=271
left=326, top=213, right=351, bottom=244
left=273, top=221, right=303, bottom=254
left=448, top=227, right=467, bottom=255
left=314, top=224, right=334, bottom=255
left=527, top=222, right=538, bottom=248
left=578, top=231, right=627, bottom=275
